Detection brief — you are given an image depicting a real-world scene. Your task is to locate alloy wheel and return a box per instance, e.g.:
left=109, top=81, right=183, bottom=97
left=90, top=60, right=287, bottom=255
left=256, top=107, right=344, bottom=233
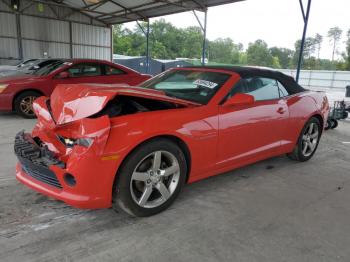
left=301, top=122, right=319, bottom=157
left=130, top=150, right=180, bottom=208
left=19, top=96, right=36, bottom=117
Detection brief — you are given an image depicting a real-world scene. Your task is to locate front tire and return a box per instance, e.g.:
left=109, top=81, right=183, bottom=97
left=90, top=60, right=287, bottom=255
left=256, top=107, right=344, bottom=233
left=287, top=117, right=321, bottom=162
left=112, top=139, right=187, bottom=217
left=14, top=91, right=41, bottom=118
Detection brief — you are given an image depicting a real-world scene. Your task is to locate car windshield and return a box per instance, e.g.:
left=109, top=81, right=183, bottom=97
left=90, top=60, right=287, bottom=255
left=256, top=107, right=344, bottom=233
left=140, top=69, right=231, bottom=104
left=33, top=61, right=66, bottom=76
left=19, top=59, right=44, bottom=70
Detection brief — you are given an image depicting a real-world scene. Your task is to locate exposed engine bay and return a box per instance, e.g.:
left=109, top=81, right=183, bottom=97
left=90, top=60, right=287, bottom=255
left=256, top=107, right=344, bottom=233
left=93, top=96, right=184, bottom=118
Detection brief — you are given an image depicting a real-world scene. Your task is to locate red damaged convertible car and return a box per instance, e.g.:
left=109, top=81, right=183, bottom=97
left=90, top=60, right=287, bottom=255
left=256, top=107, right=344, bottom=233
left=14, top=66, right=329, bottom=217
left=0, top=59, right=150, bottom=118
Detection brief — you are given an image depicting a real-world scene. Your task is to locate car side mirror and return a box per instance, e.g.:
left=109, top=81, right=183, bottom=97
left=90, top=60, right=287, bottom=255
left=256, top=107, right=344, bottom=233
left=223, top=93, right=255, bottom=107
left=56, top=71, right=70, bottom=79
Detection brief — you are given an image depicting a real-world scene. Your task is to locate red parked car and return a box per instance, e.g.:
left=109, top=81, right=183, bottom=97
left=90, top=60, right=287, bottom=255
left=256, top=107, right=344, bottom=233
left=0, top=59, right=151, bottom=118
left=14, top=66, right=329, bottom=217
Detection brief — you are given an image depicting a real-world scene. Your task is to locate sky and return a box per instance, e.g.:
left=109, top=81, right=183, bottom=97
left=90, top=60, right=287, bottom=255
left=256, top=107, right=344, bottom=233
left=124, top=0, right=349, bottom=60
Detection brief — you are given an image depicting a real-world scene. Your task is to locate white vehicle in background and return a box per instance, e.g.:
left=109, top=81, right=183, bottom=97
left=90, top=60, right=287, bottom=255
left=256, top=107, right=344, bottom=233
left=0, top=59, right=62, bottom=77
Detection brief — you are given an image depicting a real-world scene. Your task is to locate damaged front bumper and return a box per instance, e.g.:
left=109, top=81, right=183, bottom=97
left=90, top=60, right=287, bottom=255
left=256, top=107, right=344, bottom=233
left=14, top=95, right=125, bottom=209
left=14, top=119, right=119, bottom=209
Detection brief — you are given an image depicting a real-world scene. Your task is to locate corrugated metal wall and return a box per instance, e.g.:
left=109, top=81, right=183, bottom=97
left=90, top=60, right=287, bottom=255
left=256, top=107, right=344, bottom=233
left=0, top=0, right=112, bottom=65
left=72, top=23, right=111, bottom=60
left=21, top=16, right=70, bottom=42
left=22, top=40, right=71, bottom=59
left=0, top=11, right=18, bottom=65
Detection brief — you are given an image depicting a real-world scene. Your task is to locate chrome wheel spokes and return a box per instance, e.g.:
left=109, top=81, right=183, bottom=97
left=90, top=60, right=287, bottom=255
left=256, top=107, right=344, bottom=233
left=20, top=96, right=36, bottom=116
left=155, top=181, right=171, bottom=201
left=130, top=150, right=180, bottom=208
left=301, top=122, right=319, bottom=157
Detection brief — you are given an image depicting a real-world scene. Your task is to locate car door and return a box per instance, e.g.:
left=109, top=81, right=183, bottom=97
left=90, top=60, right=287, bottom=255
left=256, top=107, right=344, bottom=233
left=52, top=62, right=105, bottom=86
left=217, top=76, right=289, bottom=168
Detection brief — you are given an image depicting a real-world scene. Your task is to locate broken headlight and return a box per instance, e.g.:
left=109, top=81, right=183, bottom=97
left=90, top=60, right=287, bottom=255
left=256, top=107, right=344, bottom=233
left=58, top=135, right=93, bottom=148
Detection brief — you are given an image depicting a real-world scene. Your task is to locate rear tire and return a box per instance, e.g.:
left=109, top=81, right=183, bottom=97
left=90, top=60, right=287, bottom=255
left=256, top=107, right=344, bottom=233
left=112, top=139, right=187, bottom=217
left=287, top=117, right=321, bottom=162
left=330, top=119, right=338, bottom=129
left=14, top=91, right=41, bottom=118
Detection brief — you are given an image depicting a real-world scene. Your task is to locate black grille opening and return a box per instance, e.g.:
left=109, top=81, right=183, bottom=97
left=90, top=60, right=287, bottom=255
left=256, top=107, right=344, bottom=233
left=14, top=131, right=63, bottom=189
left=22, top=164, right=62, bottom=189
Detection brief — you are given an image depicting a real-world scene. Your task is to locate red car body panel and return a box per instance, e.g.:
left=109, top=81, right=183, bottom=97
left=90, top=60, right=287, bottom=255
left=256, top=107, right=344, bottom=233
left=0, top=59, right=151, bottom=112
left=15, top=68, right=329, bottom=209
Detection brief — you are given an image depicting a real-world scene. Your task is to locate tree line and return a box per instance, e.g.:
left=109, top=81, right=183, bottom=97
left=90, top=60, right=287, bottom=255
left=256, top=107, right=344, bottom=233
left=113, top=19, right=350, bottom=71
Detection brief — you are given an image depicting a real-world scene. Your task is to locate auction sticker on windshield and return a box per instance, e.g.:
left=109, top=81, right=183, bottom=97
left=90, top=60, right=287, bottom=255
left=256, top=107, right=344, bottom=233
left=193, top=79, right=218, bottom=89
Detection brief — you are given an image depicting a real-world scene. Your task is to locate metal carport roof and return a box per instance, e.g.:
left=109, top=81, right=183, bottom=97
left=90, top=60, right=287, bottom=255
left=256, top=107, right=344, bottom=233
left=7, top=0, right=311, bottom=82
left=29, top=0, right=243, bottom=71
left=38, top=0, right=309, bottom=81
left=27, top=0, right=243, bottom=25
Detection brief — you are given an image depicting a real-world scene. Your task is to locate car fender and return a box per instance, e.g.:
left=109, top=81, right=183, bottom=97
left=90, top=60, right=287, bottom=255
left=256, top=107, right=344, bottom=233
left=286, top=93, right=326, bottom=147
left=104, top=108, right=218, bottom=184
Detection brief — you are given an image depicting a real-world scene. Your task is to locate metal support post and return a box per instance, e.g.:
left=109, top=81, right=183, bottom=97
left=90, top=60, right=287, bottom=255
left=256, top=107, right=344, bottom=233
left=296, top=0, right=312, bottom=83
left=146, top=20, right=150, bottom=73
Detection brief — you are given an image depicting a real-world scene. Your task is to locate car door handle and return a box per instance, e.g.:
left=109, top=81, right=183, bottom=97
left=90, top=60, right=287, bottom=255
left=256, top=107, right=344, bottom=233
left=277, top=107, right=286, bottom=114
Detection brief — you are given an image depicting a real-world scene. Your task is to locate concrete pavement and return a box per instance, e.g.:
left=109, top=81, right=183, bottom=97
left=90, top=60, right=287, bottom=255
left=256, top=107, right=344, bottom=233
left=1, top=112, right=350, bottom=262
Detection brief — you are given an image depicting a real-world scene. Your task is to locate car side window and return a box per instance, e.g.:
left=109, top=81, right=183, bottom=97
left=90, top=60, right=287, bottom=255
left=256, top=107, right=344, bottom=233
left=277, top=81, right=289, bottom=97
left=104, top=64, right=125, bottom=76
left=228, top=76, right=282, bottom=101
left=67, top=63, right=102, bottom=77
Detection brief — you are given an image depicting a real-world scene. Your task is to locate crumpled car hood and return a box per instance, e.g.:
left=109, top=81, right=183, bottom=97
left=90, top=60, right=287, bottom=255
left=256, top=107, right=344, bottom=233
left=50, top=84, right=200, bottom=125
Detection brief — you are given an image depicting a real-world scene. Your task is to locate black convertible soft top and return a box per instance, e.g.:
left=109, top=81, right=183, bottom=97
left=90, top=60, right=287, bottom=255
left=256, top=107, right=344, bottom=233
left=186, top=66, right=306, bottom=95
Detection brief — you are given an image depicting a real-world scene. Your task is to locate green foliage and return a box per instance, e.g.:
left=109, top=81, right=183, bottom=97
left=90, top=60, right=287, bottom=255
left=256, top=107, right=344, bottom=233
left=113, top=21, right=349, bottom=71
left=344, top=29, right=350, bottom=70
left=238, top=52, right=247, bottom=65
left=180, top=27, right=203, bottom=59
left=208, top=38, right=241, bottom=64
left=293, top=37, right=317, bottom=66
left=246, top=40, right=274, bottom=67
left=328, top=26, right=343, bottom=61
left=113, top=19, right=203, bottom=60
left=272, top=56, right=281, bottom=69
left=314, top=33, right=323, bottom=60
left=269, top=47, right=293, bottom=69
